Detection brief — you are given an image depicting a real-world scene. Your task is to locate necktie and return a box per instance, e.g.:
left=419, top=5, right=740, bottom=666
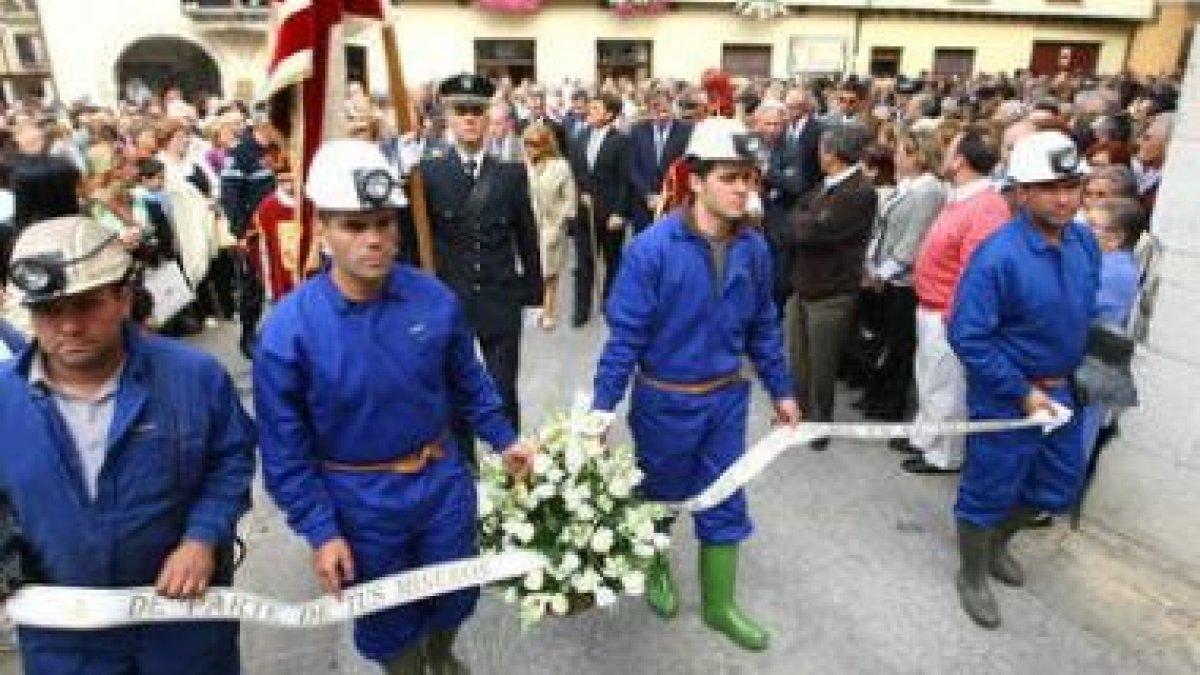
left=464, top=158, right=477, bottom=184
left=654, top=123, right=668, bottom=165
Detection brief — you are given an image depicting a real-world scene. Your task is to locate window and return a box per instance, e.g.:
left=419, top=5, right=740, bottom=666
left=346, top=44, right=368, bottom=91
left=869, top=47, right=902, bottom=78
left=597, top=40, right=652, bottom=82
left=475, top=39, right=536, bottom=83
left=13, top=33, right=39, bottom=68
left=932, top=48, right=975, bottom=79
left=722, top=44, right=771, bottom=80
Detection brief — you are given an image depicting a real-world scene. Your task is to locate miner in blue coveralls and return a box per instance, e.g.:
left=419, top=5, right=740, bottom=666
left=252, top=138, right=535, bottom=675
left=590, top=117, right=801, bottom=652
left=0, top=215, right=255, bottom=674
left=947, top=130, right=1101, bottom=630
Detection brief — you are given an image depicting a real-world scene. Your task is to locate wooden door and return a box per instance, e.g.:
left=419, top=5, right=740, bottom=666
left=1030, top=42, right=1100, bottom=77
left=722, top=45, right=772, bottom=80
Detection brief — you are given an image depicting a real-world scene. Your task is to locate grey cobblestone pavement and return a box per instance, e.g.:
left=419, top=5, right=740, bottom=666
left=3, top=303, right=1198, bottom=675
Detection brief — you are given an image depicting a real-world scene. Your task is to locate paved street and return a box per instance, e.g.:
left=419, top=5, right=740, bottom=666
left=4, top=296, right=1199, bottom=675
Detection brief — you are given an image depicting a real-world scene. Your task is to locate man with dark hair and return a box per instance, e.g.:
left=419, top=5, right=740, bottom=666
left=785, top=122, right=877, bottom=450
left=628, top=90, right=691, bottom=233
left=569, top=92, right=631, bottom=326
left=0, top=215, right=255, bottom=673
left=254, top=137, right=534, bottom=675
left=899, top=127, right=1010, bottom=473
left=561, top=90, right=591, bottom=145
left=517, top=89, right=568, bottom=157
left=420, top=73, right=542, bottom=456
left=590, top=116, right=799, bottom=652
left=948, top=131, right=1099, bottom=629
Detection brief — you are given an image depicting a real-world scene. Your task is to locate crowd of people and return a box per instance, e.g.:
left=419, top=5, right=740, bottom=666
left=0, top=63, right=1180, bottom=673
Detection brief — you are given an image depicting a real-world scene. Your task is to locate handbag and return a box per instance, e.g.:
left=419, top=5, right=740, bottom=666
left=142, top=260, right=197, bottom=328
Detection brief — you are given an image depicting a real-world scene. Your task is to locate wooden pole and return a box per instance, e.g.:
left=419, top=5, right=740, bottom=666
left=381, top=22, right=435, bottom=272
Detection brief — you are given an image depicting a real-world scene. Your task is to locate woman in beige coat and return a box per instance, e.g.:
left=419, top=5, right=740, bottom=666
left=523, top=123, right=577, bottom=330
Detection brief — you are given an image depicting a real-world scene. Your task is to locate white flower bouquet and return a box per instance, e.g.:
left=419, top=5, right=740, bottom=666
left=478, top=410, right=671, bottom=627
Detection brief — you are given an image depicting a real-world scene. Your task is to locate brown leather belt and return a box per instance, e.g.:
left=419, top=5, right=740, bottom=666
left=322, top=437, right=445, bottom=474
left=1030, top=377, right=1067, bottom=389
left=639, top=371, right=744, bottom=395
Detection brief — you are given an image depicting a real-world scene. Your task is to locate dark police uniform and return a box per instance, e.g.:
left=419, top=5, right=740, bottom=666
left=417, top=75, right=541, bottom=444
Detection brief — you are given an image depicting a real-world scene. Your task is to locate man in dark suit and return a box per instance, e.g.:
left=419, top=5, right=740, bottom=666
left=517, top=89, right=568, bottom=158
left=569, top=92, right=631, bottom=327
left=560, top=90, right=592, bottom=153
left=756, top=100, right=803, bottom=313
left=628, top=90, right=692, bottom=233
left=419, top=73, right=542, bottom=452
left=785, top=122, right=877, bottom=450
left=784, top=88, right=823, bottom=196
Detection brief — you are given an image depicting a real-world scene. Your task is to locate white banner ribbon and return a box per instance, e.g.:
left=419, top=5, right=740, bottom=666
left=5, top=551, right=545, bottom=631
left=671, top=403, right=1073, bottom=513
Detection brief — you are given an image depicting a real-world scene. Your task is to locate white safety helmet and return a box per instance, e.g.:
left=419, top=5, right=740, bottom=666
left=1006, top=130, right=1088, bottom=185
left=684, top=117, right=765, bottom=164
left=8, top=215, right=132, bottom=307
left=305, top=138, right=408, bottom=211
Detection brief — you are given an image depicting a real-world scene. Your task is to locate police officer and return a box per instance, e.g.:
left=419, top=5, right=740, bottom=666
left=418, top=73, right=541, bottom=456
left=947, top=131, right=1101, bottom=629
left=0, top=215, right=255, bottom=674
left=253, top=139, right=534, bottom=674
left=590, top=118, right=801, bottom=652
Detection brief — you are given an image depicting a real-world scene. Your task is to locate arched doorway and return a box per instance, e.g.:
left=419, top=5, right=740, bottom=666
left=115, top=37, right=222, bottom=102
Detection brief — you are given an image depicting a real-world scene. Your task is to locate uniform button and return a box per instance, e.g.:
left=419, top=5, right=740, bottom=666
left=474, top=263, right=481, bottom=271
left=473, top=284, right=482, bottom=292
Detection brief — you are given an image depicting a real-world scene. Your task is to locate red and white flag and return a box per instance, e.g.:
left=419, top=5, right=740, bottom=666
left=264, top=0, right=386, bottom=177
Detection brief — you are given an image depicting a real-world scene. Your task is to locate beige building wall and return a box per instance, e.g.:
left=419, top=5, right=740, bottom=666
left=1127, top=3, right=1199, bottom=76
left=33, top=0, right=1158, bottom=104
left=854, top=14, right=1133, bottom=76
left=379, top=3, right=858, bottom=85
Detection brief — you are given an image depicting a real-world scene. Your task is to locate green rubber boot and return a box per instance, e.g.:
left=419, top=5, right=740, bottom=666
left=425, top=629, right=469, bottom=675
left=956, top=520, right=1001, bottom=629
left=383, top=643, right=426, bottom=675
left=990, top=507, right=1035, bottom=587
left=699, top=543, right=770, bottom=651
left=646, top=552, right=679, bottom=619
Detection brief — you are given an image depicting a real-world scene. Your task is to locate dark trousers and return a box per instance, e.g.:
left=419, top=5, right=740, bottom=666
left=572, top=202, right=626, bottom=320
left=863, top=283, right=919, bottom=416
left=453, top=312, right=522, bottom=468
left=792, top=293, right=858, bottom=422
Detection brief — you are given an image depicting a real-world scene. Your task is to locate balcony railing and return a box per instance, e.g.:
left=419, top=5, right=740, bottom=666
left=181, top=0, right=270, bottom=33
left=181, top=0, right=270, bottom=21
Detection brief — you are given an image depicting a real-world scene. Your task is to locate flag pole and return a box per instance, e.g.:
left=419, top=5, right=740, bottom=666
left=381, top=19, right=435, bottom=272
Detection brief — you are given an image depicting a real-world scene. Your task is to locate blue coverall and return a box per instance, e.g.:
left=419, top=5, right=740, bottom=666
left=0, top=325, right=255, bottom=675
left=594, top=211, right=793, bottom=544
left=253, top=266, right=516, bottom=662
left=948, top=211, right=1101, bottom=527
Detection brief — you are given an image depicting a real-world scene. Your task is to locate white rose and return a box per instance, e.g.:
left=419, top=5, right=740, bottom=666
left=532, top=483, right=556, bottom=501
left=532, top=452, right=553, bottom=476
left=523, top=568, right=545, bottom=591
left=609, top=477, right=633, bottom=498
left=652, top=533, right=671, bottom=551
left=621, top=570, right=646, bottom=595
left=576, top=504, right=597, bottom=521
left=595, top=585, right=617, bottom=607
left=633, top=521, right=655, bottom=541
left=632, top=543, right=655, bottom=558
left=478, top=490, right=495, bottom=518
left=546, top=467, right=565, bottom=484
left=590, top=528, right=615, bottom=554
left=559, top=551, right=582, bottom=575
left=519, top=595, right=546, bottom=626
left=572, top=569, right=600, bottom=593
left=549, top=594, right=569, bottom=615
